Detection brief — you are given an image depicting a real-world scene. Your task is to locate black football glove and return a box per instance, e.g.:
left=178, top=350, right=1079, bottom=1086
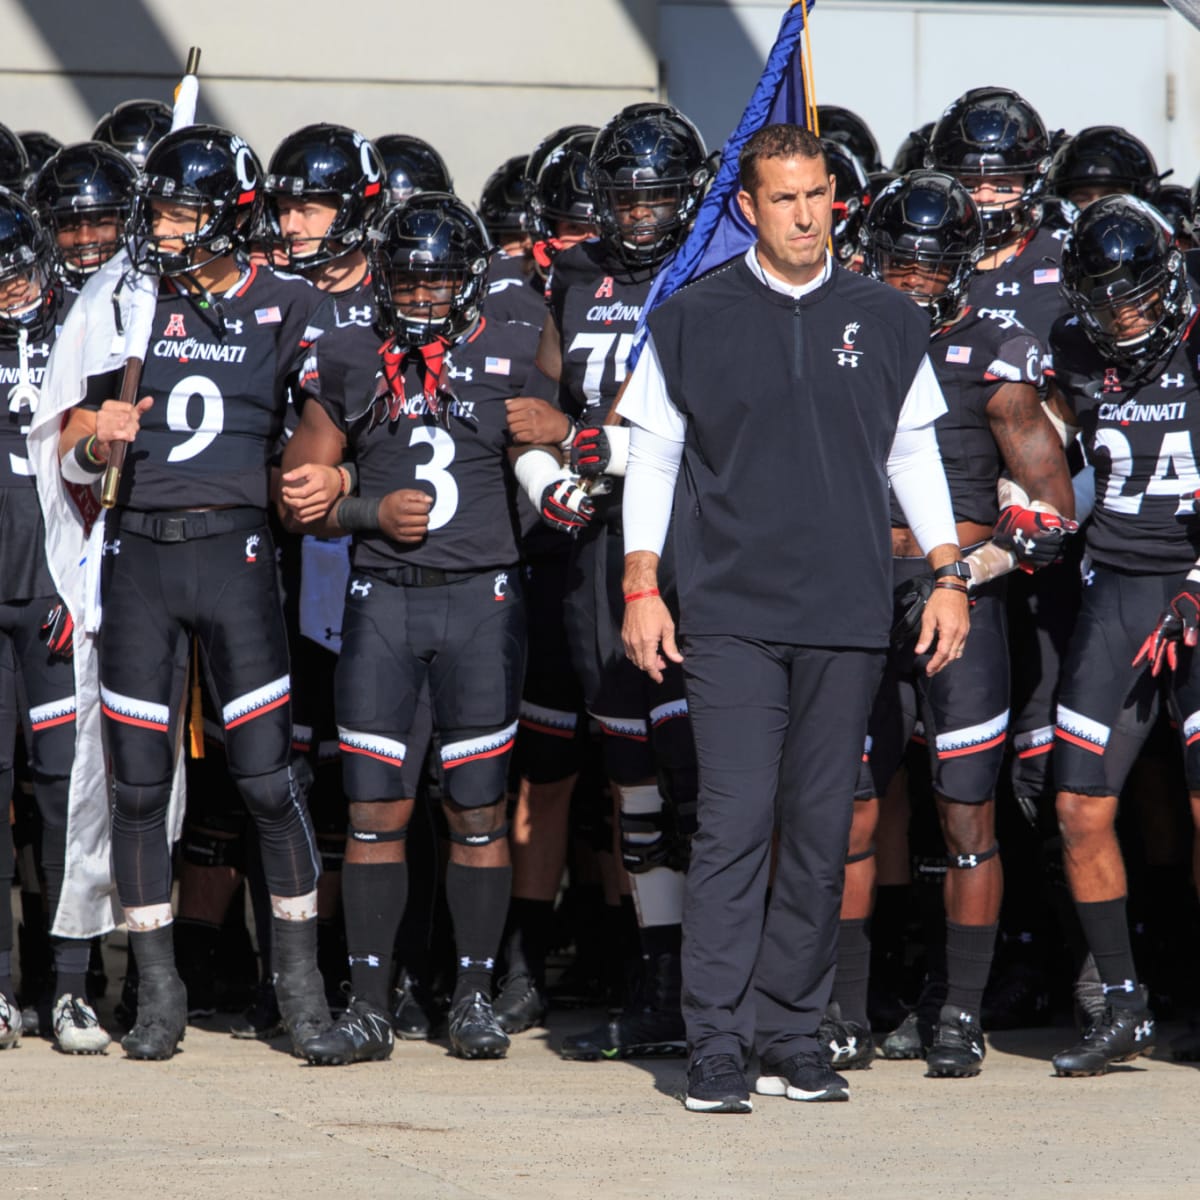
left=1134, top=580, right=1200, bottom=676
left=890, top=575, right=934, bottom=649
left=540, top=475, right=595, bottom=534
left=39, top=601, right=74, bottom=661
left=570, top=425, right=612, bottom=477
left=991, top=504, right=1078, bottom=572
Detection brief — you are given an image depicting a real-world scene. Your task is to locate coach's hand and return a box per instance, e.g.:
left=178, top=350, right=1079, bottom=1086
left=918, top=586, right=970, bottom=677
left=623, top=593, right=683, bottom=684
left=94, top=395, right=153, bottom=460
left=379, top=488, right=432, bottom=543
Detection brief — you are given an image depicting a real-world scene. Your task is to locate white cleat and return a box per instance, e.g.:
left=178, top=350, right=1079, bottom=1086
left=0, top=993, right=21, bottom=1049
left=52, top=994, right=111, bottom=1054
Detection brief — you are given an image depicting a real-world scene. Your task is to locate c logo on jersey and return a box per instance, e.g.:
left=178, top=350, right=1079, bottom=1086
left=245, top=534, right=260, bottom=563
left=164, top=312, right=187, bottom=338
left=493, top=571, right=509, bottom=602
left=842, top=322, right=860, bottom=348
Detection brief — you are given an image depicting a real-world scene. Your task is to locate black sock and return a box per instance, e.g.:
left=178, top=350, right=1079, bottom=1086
left=446, top=862, right=512, bottom=1002
left=944, top=921, right=997, bottom=1019
left=342, top=860, right=408, bottom=1009
left=1075, top=897, right=1140, bottom=1005
left=52, top=938, right=91, bottom=1002
left=503, top=896, right=554, bottom=985
left=638, top=922, right=681, bottom=961
left=834, top=918, right=871, bottom=1027
left=129, top=925, right=177, bottom=976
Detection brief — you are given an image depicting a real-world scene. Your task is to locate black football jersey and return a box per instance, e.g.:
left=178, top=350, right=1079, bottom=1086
left=967, top=225, right=1069, bottom=369
left=0, top=292, right=73, bottom=599
left=484, top=250, right=545, bottom=327
left=900, top=306, right=1044, bottom=527
left=84, top=263, right=319, bottom=511
left=307, top=316, right=538, bottom=572
left=1051, top=299, right=1200, bottom=573
left=546, top=239, right=652, bottom=422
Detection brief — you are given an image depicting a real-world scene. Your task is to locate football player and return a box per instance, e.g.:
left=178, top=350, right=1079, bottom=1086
left=281, top=193, right=543, bottom=1063
left=843, top=172, right=1074, bottom=1076
left=478, top=155, right=543, bottom=326
left=374, top=134, right=453, bottom=207
left=57, top=125, right=329, bottom=1061
left=91, top=99, right=172, bottom=170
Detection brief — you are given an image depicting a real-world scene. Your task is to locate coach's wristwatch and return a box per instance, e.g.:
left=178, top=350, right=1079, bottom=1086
left=933, top=561, right=972, bottom=583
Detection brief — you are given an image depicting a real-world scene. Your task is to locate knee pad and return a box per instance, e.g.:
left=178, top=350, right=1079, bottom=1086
left=845, top=846, right=876, bottom=865
left=947, top=842, right=1000, bottom=870
left=181, top=826, right=247, bottom=872
left=235, top=763, right=309, bottom=825
left=617, top=784, right=672, bottom=875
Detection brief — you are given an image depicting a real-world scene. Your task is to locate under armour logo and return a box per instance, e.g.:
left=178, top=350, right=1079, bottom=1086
left=836, top=352, right=859, bottom=368
left=347, top=953, right=381, bottom=967
left=163, top=312, right=187, bottom=338
left=1083, top=566, right=1096, bottom=587
left=244, top=533, right=260, bottom=562
left=350, top=579, right=372, bottom=598
left=954, top=853, right=978, bottom=869
left=337, top=305, right=373, bottom=327
left=102, top=539, right=121, bottom=556
left=23, top=341, right=49, bottom=359
left=1134, top=1020, right=1153, bottom=1041
left=447, top=364, right=474, bottom=382
left=995, top=281, right=1021, bottom=296
left=493, top=571, right=508, bottom=601
left=1160, top=373, right=1185, bottom=388
left=223, top=317, right=244, bottom=335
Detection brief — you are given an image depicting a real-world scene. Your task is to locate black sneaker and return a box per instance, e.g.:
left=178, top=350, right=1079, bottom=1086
left=755, top=1050, right=849, bottom=1102
left=559, top=1007, right=687, bottom=1061
left=684, top=1054, right=753, bottom=1113
left=925, top=1006, right=986, bottom=1078
left=391, top=974, right=441, bottom=1041
left=302, top=996, right=394, bottom=1066
left=1053, top=990, right=1155, bottom=1077
left=818, top=1002, right=875, bottom=1070
left=493, top=973, right=547, bottom=1035
left=448, top=990, right=510, bottom=1060
left=230, top=980, right=285, bottom=1040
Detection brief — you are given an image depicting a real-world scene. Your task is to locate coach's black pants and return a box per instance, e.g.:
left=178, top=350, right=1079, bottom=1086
left=680, top=635, right=883, bottom=1064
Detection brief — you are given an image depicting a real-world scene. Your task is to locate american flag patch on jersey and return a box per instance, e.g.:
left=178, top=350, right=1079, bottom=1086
left=485, top=356, right=511, bottom=375
left=255, top=306, right=282, bottom=324
left=945, top=345, right=972, bottom=364
left=1034, top=268, right=1060, bottom=285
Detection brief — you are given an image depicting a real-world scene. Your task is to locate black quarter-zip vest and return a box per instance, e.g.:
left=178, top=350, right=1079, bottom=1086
left=648, top=257, right=929, bottom=646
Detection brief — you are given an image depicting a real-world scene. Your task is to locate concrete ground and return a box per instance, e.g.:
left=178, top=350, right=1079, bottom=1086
left=5, top=986, right=1200, bottom=1200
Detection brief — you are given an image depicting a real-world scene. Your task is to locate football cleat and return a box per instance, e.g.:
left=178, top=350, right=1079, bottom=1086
left=229, top=980, right=285, bottom=1040
left=391, top=974, right=441, bottom=1040
left=685, top=1053, right=753, bottom=1114
left=493, top=972, right=547, bottom=1035
left=302, top=996, right=394, bottom=1066
left=819, top=1001, right=875, bottom=1070
left=52, top=994, right=111, bottom=1054
left=879, top=977, right=945, bottom=1059
left=559, top=1007, right=687, bottom=1061
left=0, top=993, right=21, bottom=1049
left=448, top=990, right=510, bottom=1060
left=121, top=970, right=187, bottom=1060
left=925, top=1006, right=986, bottom=1078
left=756, top=1051, right=850, bottom=1102
left=1053, top=991, right=1155, bottom=1077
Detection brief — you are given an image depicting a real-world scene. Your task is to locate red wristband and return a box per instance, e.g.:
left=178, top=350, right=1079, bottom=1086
left=624, top=588, right=660, bottom=604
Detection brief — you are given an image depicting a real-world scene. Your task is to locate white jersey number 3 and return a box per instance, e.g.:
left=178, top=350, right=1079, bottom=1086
left=410, top=425, right=458, bottom=530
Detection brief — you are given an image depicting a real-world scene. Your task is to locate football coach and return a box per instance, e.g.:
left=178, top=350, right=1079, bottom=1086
left=617, top=124, right=970, bottom=1113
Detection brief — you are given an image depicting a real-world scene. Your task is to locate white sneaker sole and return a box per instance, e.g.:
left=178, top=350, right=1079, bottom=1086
left=56, top=1032, right=112, bottom=1054
left=684, top=1094, right=753, bottom=1113
left=755, top=1074, right=849, bottom=1101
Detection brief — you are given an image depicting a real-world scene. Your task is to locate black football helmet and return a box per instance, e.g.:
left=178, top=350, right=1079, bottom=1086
left=263, top=124, right=385, bottom=271
left=926, top=88, right=1050, bottom=251
left=1048, top=127, right=1159, bottom=208
left=478, top=155, right=531, bottom=241
left=817, top=106, right=883, bottom=173
left=893, top=123, right=934, bottom=175
left=30, top=141, right=137, bottom=286
left=18, top=132, right=63, bottom=189
left=374, top=135, right=453, bottom=205
left=861, top=170, right=984, bottom=327
left=822, top=139, right=871, bottom=266
left=587, top=103, right=708, bottom=269
left=0, top=124, right=29, bottom=192
left=92, top=99, right=172, bottom=169
left=1060, top=194, right=1190, bottom=368
left=0, top=188, right=59, bottom=346
left=1154, top=184, right=1195, bottom=250
left=528, top=128, right=597, bottom=245
left=126, top=125, right=261, bottom=276
left=370, top=191, right=491, bottom=346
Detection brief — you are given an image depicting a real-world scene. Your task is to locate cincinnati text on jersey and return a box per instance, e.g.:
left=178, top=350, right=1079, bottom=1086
left=1098, top=399, right=1188, bottom=423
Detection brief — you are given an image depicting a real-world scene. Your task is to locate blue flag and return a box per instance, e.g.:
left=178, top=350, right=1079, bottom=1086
left=629, top=0, right=814, bottom=368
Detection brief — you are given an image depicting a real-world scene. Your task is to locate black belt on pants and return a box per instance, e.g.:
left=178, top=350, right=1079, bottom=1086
left=363, top=563, right=515, bottom=588
left=117, top=506, right=265, bottom=543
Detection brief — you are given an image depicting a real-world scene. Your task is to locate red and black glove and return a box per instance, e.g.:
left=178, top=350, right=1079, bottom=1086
left=570, top=425, right=612, bottom=477
left=1133, top=580, right=1200, bottom=676
left=39, top=602, right=74, bottom=661
left=991, top=504, right=1078, bottom=572
left=540, top=476, right=595, bottom=534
